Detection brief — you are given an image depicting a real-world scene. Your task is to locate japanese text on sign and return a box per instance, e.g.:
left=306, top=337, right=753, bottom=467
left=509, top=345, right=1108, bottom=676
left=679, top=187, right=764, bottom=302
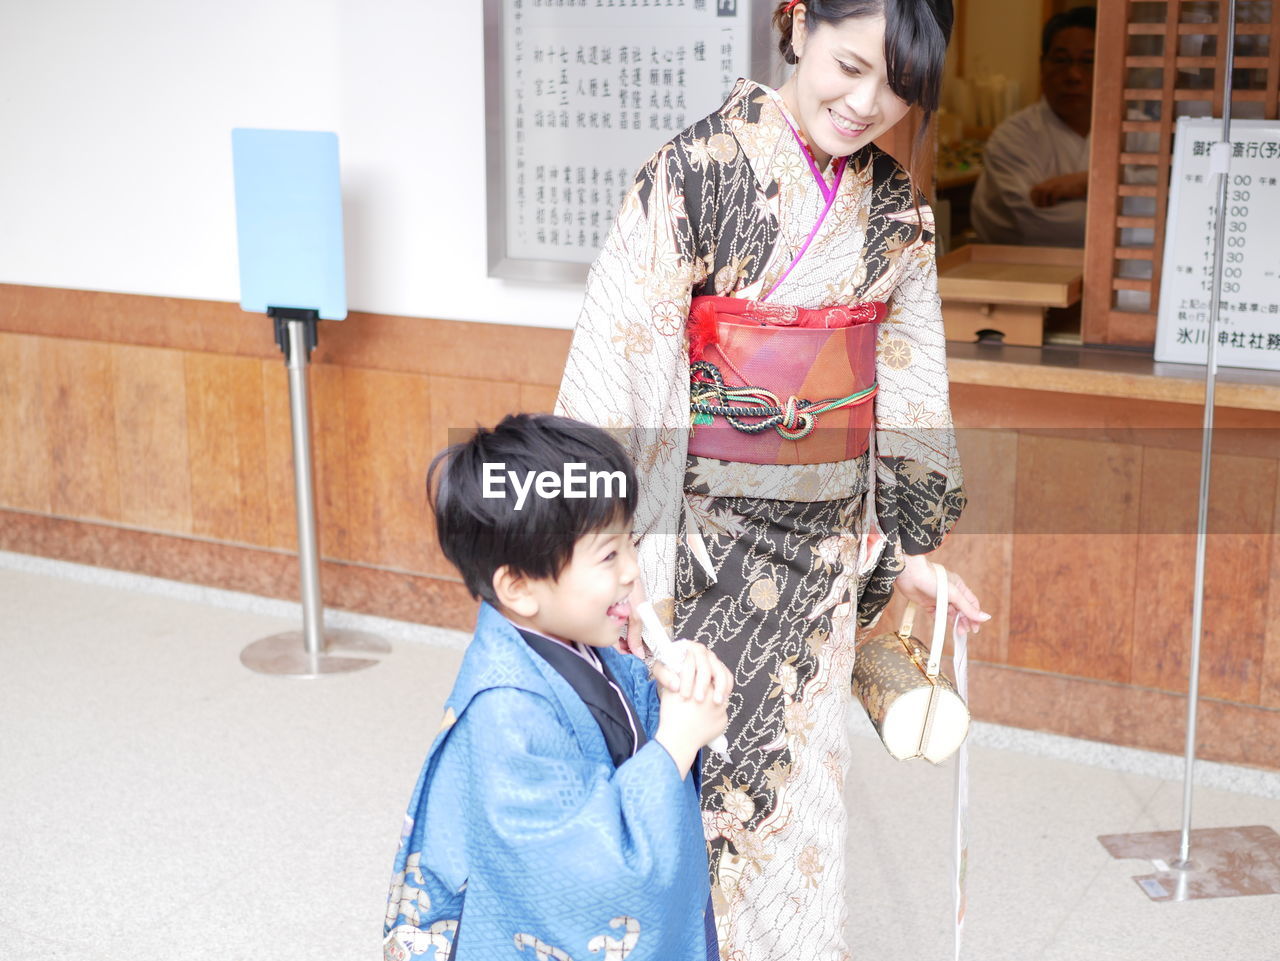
left=499, top=0, right=754, bottom=268
left=1155, top=118, right=1280, bottom=372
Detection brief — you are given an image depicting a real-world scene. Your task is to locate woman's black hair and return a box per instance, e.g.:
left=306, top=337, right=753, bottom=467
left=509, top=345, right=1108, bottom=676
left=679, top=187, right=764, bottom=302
left=773, top=0, right=954, bottom=121
left=427, top=413, right=637, bottom=605
left=774, top=0, right=953, bottom=234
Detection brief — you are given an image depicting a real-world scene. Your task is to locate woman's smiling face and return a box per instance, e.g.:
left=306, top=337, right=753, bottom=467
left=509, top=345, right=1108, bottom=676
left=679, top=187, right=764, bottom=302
left=780, top=9, right=912, bottom=170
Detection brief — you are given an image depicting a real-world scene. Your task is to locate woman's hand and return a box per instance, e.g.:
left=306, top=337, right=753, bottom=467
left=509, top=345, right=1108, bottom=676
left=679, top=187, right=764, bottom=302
left=895, top=553, right=990, bottom=635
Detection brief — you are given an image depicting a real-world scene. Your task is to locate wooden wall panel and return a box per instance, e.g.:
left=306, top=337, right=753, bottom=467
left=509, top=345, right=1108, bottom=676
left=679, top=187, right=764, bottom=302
left=310, top=363, right=353, bottom=561
left=7, top=283, right=1280, bottom=767
left=1008, top=434, right=1143, bottom=681
left=0, top=285, right=269, bottom=357
left=0, top=285, right=574, bottom=388
left=970, top=659, right=1280, bottom=770
left=1, top=287, right=106, bottom=343
left=249, top=362, right=548, bottom=571
left=184, top=352, right=270, bottom=546
left=313, top=311, right=573, bottom=386
left=933, top=531, right=1013, bottom=663
left=0, top=507, right=479, bottom=631
left=950, top=383, right=1210, bottom=430
left=1263, top=479, right=1280, bottom=710
left=1131, top=448, right=1276, bottom=703
left=44, top=338, right=121, bottom=523
left=261, top=360, right=296, bottom=552
left=0, top=333, right=53, bottom=513
left=112, top=345, right=192, bottom=533
left=258, top=361, right=356, bottom=563
left=519, top=382, right=561, bottom=415
left=427, top=375, right=524, bottom=459
left=341, top=367, right=439, bottom=574
left=932, top=428, right=1019, bottom=664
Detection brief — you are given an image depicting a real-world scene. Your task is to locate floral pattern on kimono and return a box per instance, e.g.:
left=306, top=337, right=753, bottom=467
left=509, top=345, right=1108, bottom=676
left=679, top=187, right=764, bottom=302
left=557, top=78, right=964, bottom=631
left=556, top=78, right=965, bottom=961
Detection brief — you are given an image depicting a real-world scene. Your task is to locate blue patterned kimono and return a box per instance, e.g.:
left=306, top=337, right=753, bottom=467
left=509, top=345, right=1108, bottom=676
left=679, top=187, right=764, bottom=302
left=384, top=603, right=713, bottom=961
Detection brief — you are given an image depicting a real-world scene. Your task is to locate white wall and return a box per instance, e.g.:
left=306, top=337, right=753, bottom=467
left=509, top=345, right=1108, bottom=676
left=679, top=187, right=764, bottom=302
left=961, top=0, right=1043, bottom=112
left=0, top=0, right=587, bottom=328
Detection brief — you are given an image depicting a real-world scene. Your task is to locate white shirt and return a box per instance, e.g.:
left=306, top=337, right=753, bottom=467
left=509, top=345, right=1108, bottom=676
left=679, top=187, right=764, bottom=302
left=971, top=98, right=1090, bottom=247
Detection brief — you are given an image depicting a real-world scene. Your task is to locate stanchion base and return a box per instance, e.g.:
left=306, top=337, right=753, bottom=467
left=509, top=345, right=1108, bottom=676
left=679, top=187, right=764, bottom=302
left=1099, top=826, right=1280, bottom=901
left=240, top=629, right=391, bottom=678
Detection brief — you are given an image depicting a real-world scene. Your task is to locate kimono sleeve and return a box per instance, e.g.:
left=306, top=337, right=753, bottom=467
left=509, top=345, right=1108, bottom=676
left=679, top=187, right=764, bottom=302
left=555, top=144, right=702, bottom=627
left=442, top=686, right=706, bottom=958
left=861, top=225, right=966, bottom=624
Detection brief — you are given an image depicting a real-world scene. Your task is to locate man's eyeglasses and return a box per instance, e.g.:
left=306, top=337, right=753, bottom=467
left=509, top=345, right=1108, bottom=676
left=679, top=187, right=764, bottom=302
left=1043, top=53, right=1095, bottom=71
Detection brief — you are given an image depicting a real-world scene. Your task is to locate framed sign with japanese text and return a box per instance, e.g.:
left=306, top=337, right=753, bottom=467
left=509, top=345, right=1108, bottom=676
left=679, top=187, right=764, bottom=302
left=1155, top=118, right=1280, bottom=371
left=484, top=0, right=777, bottom=283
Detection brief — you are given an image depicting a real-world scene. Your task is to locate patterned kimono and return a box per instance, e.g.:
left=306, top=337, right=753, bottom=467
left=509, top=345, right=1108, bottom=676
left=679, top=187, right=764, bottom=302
left=556, top=79, right=964, bottom=960
left=384, top=603, right=712, bottom=961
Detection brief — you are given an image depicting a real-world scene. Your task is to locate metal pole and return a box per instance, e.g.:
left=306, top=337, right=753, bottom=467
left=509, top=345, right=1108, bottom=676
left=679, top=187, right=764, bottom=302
left=240, top=312, right=390, bottom=677
left=286, top=318, right=325, bottom=662
left=1175, top=0, right=1237, bottom=869
left=1100, top=2, right=1280, bottom=900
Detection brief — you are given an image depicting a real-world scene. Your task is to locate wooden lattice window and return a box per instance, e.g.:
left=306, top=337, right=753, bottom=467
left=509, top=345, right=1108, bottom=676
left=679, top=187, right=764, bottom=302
left=1083, top=0, right=1280, bottom=346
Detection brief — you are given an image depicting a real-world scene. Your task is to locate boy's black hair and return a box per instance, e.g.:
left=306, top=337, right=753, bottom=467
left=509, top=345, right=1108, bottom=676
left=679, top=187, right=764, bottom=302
left=1042, top=5, right=1096, bottom=55
left=427, top=413, right=638, bottom=605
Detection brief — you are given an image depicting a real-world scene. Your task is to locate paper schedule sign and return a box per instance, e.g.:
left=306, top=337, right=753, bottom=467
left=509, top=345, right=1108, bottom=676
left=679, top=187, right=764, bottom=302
left=1154, top=118, right=1280, bottom=371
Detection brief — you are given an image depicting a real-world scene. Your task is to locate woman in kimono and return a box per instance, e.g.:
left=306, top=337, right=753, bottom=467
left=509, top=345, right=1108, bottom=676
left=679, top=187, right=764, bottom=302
left=556, top=2, right=989, bottom=958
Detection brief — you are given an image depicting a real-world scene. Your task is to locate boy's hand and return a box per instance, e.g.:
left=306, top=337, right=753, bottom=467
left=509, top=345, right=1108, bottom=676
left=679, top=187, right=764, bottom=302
left=654, top=677, right=731, bottom=778
left=619, top=616, right=649, bottom=659
left=616, top=581, right=650, bottom=659
left=650, top=640, right=731, bottom=704
left=652, top=642, right=733, bottom=779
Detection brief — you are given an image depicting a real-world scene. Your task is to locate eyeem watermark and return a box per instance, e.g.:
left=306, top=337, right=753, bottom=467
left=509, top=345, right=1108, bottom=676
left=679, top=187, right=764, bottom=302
left=482, top=462, right=628, bottom=511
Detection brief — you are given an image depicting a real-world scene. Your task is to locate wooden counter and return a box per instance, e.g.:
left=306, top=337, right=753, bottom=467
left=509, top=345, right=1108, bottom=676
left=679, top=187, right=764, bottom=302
left=946, top=341, right=1280, bottom=412
left=938, top=245, right=1085, bottom=347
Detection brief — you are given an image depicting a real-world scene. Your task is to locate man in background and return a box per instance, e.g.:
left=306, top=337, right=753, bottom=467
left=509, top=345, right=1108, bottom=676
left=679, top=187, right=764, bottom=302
left=971, top=6, right=1096, bottom=246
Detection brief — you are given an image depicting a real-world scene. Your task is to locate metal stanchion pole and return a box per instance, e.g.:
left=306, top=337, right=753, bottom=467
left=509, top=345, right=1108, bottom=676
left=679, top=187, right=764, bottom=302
left=287, top=317, right=326, bottom=667
left=1099, top=0, right=1280, bottom=900
left=1170, top=0, right=1239, bottom=869
left=240, top=310, right=390, bottom=677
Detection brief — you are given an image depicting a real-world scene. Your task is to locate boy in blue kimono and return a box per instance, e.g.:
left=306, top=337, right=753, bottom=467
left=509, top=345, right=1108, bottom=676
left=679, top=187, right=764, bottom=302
left=385, top=414, right=731, bottom=961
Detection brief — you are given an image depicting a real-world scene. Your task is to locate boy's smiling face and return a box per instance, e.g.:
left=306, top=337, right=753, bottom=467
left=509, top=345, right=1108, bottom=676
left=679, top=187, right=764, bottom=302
left=498, top=522, right=638, bottom=649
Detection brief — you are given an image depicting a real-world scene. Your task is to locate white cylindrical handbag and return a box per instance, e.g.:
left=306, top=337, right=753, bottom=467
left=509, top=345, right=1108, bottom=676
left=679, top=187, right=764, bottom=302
left=852, top=563, right=971, bottom=764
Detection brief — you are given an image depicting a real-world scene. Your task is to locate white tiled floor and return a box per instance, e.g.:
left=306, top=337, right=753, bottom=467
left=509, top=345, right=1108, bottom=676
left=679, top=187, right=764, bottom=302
left=3, top=563, right=1279, bottom=960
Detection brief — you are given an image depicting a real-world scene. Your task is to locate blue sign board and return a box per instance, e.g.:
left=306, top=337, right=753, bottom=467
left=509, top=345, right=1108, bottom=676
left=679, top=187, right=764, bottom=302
left=232, top=129, right=347, bottom=321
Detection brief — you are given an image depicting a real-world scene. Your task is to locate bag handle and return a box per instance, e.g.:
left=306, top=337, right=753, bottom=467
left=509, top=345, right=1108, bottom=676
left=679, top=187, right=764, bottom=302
left=925, top=562, right=948, bottom=678
left=896, top=562, right=950, bottom=680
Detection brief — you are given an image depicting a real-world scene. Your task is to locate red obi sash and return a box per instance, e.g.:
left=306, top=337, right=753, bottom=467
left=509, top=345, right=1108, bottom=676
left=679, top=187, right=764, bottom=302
left=687, top=295, right=885, bottom=466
